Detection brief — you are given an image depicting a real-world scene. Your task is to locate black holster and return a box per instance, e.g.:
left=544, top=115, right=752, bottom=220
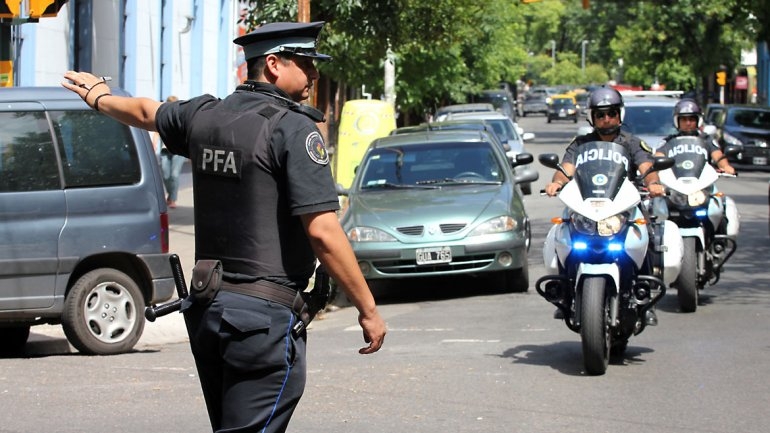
left=190, top=260, right=223, bottom=306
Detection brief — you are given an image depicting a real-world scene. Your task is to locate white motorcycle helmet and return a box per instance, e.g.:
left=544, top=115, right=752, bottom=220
left=673, top=98, right=704, bottom=131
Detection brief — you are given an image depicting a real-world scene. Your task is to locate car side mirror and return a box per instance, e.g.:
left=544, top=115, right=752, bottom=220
left=335, top=183, right=349, bottom=196
left=521, top=132, right=535, bottom=142
left=512, top=152, right=533, bottom=167
left=702, top=124, right=717, bottom=136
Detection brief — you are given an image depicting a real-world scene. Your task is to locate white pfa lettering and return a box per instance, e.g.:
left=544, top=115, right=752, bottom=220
left=202, top=148, right=238, bottom=174
left=575, top=148, right=629, bottom=171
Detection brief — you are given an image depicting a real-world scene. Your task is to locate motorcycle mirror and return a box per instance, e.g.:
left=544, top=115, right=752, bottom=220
left=651, top=156, right=675, bottom=172
left=538, top=153, right=561, bottom=169
left=723, top=145, right=742, bottom=157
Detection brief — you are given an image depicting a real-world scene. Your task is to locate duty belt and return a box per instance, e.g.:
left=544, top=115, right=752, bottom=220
left=220, top=279, right=304, bottom=313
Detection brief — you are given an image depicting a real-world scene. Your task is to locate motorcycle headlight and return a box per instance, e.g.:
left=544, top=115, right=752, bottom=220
left=347, top=226, right=397, bottom=242
left=469, top=216, right=517, bottom=236
left=597, top=214, right=627, bottom=236
left=687, top=189, right=708, bottom=207
left=669, top=191, right=689, bottom=207
left=571, top=213, right=597, bottom=235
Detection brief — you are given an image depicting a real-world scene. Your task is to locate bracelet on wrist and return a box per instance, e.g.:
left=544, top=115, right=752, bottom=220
left=93, top=93, right=112, bottom=112
left=84, top=81, right=108, bottom=104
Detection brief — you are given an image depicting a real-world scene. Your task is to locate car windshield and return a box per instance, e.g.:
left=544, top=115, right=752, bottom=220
left=728, top=109, right=770, bottom=129
left=621, top=105, right=678, bottom=136
left=359, top=142, right=504, bottom=188
left=485, top=119, right=519, bottom=142
left=552, top=98, right=573, bottom=107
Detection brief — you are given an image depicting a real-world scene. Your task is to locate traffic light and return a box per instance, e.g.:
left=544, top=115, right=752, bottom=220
left=0, top=0, right=21, bottom=18
left=716, top=71, right=727, bottom=86
left=28, top=0, right=67, bottom=18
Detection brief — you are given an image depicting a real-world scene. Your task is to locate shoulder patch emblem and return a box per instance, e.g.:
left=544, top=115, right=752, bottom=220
left=305, top=131, right=329, bottom=165
left=640, top=140, right=653, bottom=153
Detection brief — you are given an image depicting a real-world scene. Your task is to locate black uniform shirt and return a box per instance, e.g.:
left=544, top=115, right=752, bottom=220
left=155, top=84, right=339, bottom=287
left=562, top=130, right=654, bottom=180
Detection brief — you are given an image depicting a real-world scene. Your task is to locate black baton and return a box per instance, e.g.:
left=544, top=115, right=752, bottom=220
left=145, top=254, right=189, bottom=322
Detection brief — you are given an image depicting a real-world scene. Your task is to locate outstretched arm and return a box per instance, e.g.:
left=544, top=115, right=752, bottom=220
left=62, top=71, right=162, bottom=131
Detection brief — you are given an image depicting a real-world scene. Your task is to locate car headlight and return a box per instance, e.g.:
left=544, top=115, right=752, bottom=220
left=571, top=213, right=596, bottom=235
left=469, top=216, right=517, bottom=236
left=687, top=188, right=709, bottom=207
left=723, top=131, right=744, bottom=146
left=347, top=226, right=397, bottom=242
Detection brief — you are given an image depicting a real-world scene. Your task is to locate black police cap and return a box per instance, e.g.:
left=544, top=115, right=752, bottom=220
left=234, top=21, right=332, bottom=62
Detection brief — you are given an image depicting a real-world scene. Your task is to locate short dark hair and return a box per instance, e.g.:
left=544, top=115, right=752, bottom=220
left=246, top=54, right=292, bottom=79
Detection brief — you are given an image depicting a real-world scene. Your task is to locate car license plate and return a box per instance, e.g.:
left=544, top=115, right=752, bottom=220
left=752, top=157, right=767, bottom=165
left=416, top=246, right=452, bottom=265
left=559, top=112, right=566, bottom=117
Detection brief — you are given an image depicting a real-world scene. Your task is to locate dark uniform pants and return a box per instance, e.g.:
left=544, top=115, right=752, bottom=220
left=182, top=290, right=307, bottom=433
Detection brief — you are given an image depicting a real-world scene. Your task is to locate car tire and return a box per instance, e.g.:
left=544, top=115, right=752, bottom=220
left=62, top=268, right=145, bottom=355
left=547, top=116, right=552, bottom=123
left=0, top=325, right=30, bottom=356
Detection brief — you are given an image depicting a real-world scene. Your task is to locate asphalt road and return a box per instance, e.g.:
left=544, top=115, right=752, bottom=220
left=2, top=114, right=769, bottom=433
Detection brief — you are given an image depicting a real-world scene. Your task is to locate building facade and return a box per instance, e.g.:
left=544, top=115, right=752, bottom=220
left=10, top=0, right=245, bottom=101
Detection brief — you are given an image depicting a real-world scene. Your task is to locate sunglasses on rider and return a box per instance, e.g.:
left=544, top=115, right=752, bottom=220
left=594, top=109, right=620, bottom=120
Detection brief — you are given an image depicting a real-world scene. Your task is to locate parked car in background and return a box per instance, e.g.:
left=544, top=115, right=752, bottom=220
left=704, top=103, right=726, bottom=126
left=434, top=103, right=495, bottom=122
left=619, top=91, right=681, bottom=149
left=471, top=89, right=517, bottom=121
left=712, top=105, right=770, bottom=167
left=0, top=87, right=174, bottom=355
left=338, top=130, right=536, bottom=292
left=446, top=111, right=538, bottom=194
left=547, top=94, right=579, bottom=123
left=520, top=94, right=549, bottom=117
left=575, top=91, right=589, bottom=117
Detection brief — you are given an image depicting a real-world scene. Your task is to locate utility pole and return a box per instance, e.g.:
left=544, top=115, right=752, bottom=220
left=550, top=40, right=555, bottom=67
left=297, top=0, right=309, bottom=22
left=581, top=40, right=589, bottom=76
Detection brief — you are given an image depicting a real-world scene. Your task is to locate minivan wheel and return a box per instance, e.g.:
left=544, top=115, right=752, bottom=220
left=0, top=326, right=31, bottom=355
left=62, top=268, right=145, bottom=355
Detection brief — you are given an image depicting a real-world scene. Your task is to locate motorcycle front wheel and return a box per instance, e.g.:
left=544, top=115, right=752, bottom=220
left=677, top=237, right=699, bottom=313
left=580, top=276, right=610, bottom=375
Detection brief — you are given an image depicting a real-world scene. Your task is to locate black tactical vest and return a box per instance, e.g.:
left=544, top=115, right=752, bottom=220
left=184, top=96, right=296, bottom=278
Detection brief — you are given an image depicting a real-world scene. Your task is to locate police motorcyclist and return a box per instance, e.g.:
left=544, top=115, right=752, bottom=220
left=656, top=98, right=738, bottom=238
left=544, top=87, right=666, bottom=197
left=544, top=87, right=664, bottom=325
left=656, top=98, right=736, bottom=174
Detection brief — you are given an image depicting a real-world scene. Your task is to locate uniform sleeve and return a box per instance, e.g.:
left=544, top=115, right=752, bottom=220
left=629, top=136, right=655, bottom=166
left=155, top=95, right=218, bottom=158
left=562, top=138, right=580, bottom=165
left=274, top=115, right=340, bottom=216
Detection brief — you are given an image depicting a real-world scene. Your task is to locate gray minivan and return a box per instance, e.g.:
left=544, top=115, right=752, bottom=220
left=0, top=87, right=175, bottom=355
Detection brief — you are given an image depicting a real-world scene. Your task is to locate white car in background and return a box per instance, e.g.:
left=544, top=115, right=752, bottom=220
left=446, top=111, right=538, bottom=194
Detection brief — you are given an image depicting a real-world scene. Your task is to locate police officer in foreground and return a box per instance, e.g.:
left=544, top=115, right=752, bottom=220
left=543, top=86, right=665, bottom=325
left=63, top=21, right=386, bottom=433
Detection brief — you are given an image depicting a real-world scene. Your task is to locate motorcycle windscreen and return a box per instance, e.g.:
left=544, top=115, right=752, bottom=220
left=571, top=141, right=630, bottom=200
left=657, top=136, right=709, bottom=177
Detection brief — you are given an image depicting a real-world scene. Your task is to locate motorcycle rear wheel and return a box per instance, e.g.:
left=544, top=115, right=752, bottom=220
left=580, top=276, right=610, bottom=375
left=677, top=237, right=699, bottom=313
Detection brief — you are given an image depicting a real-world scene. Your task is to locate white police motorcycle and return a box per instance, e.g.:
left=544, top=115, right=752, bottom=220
left=657, top=136, right=740, bottom=313
left=536, top=141, right=681, bottom=375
